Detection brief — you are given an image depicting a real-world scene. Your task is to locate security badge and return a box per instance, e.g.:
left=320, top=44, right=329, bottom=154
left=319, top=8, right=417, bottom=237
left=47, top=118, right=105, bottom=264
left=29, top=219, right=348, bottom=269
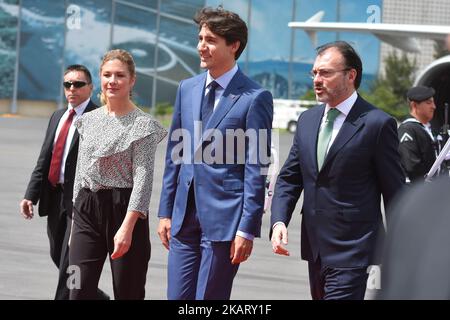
left=400, top=132, right=414, bottom=143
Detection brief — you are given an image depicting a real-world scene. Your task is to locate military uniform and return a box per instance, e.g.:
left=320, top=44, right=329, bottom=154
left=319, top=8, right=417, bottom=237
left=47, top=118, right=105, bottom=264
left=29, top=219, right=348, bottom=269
left=398, top=118, right=439, bottom=182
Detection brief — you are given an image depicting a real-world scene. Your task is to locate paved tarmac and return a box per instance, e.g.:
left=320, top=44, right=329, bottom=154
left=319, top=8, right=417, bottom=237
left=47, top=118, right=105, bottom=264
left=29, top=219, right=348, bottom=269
left=0, top=115, right=311, bottom=300
left=0, top=115, right=379, bottom=300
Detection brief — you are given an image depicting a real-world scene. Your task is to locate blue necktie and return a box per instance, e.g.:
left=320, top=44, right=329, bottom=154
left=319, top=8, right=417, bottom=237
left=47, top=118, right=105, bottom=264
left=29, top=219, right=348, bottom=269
left=201, top=81, right=219, bottom=131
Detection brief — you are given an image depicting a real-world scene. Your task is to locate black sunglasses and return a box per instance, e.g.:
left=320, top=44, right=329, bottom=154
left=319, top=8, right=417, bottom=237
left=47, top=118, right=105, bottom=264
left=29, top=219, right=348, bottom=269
left=63, top=81, right=88, bottom=89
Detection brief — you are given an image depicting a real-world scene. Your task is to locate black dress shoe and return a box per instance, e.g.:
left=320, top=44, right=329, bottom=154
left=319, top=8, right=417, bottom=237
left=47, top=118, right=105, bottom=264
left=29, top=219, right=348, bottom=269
left=96, top=288, right=110, bottom=300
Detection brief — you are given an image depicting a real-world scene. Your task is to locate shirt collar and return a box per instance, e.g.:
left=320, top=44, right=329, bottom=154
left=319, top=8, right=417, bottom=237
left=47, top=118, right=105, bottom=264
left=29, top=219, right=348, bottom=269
left=206, top=64, right=239, bottom=90
left=403, top=117, right=428, bottom=126
left=325, top=91, right=358, bottom=116
left=69, top=98, right=90, bottom=116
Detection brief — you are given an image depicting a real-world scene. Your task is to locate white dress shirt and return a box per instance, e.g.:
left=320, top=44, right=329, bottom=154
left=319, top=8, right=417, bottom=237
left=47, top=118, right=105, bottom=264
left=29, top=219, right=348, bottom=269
left=320, top=90, right=358, bottom=153
left=205, top=64, right=238, bottom=111
left=53, top=98, right=90, bottom=184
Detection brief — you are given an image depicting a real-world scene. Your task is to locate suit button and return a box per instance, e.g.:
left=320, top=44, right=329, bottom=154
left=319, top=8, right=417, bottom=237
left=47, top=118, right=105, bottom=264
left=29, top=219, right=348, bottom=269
left=187, top=181, right=191, bottom=186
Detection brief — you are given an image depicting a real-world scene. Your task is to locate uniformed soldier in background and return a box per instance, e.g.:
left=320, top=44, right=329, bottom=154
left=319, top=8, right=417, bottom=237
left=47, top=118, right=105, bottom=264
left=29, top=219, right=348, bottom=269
left=398, top=86, right=438, bottom=183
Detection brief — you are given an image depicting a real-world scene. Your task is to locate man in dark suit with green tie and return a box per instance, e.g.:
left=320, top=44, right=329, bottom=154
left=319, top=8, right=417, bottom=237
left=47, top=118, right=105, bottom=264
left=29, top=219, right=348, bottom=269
left=270, top=41, right=405, bottom=300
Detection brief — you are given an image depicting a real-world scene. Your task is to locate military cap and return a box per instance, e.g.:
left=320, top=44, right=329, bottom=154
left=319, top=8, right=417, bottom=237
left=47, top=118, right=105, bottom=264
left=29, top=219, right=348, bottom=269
left=407, top=86, right=435, bottom=102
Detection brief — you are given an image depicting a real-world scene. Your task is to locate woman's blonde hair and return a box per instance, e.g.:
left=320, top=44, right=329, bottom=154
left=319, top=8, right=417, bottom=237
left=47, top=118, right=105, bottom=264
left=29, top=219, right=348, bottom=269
left=99, top=49, right=136, bottom=105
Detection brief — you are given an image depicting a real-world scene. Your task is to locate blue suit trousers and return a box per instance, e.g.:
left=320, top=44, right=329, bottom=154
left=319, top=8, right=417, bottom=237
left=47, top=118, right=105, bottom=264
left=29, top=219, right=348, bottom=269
left=167, top=187, right=239, bottom=300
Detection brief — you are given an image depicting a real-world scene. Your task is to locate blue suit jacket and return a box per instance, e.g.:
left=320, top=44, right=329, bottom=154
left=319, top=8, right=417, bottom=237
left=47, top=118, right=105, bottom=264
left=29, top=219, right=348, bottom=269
left=271, top=95, right=405, bottom=267
left=158, top=69, right=273, bottom=241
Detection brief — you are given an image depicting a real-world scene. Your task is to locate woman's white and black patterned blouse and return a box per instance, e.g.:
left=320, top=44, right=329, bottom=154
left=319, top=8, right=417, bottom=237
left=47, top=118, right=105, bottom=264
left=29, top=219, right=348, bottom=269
left=73, top=106, right=167, bottom=217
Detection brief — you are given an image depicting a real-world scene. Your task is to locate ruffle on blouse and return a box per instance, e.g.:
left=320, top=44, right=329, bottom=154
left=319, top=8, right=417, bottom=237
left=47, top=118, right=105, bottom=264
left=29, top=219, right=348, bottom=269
left=75, top=112, right=167, bottom=160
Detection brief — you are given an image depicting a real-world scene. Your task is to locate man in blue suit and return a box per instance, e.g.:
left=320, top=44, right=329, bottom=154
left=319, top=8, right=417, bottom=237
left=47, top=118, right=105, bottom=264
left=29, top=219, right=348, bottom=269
left=270, top=41, right=404, bottom=300
left=158, top=7, right=273, bottom=300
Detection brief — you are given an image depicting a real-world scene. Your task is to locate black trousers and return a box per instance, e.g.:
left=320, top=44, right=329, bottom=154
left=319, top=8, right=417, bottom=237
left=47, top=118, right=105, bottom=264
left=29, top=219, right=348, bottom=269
left=47, top=186, right=108, bottom=300
left=69, top=188, right=150, bottom=300
left=46, top=186, right=71, bottom=299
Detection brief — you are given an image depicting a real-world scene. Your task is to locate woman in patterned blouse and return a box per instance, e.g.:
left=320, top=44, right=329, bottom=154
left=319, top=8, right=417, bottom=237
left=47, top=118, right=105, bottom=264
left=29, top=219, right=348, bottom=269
left=69, top=49, right=167, bottom=299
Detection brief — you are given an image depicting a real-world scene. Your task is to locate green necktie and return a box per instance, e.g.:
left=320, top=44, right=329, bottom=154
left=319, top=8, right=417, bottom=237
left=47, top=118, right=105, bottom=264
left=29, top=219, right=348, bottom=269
left=317, top=108, right=340, bottom=169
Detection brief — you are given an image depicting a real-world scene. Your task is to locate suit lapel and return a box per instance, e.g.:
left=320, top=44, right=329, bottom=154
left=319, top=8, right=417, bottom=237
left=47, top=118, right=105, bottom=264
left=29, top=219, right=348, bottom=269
left=322, top=97, right=367, bottom=168
left=67, top=100, right=97, bottom=155
left=190, top=75, right=206, bottom=156
left=307, top=105, right=325, bottom=172
left=202, top=70, right=243, bottom=141
left=50, top=109, right=66, bottom=142
left=192, top=74, right=206, bottom=126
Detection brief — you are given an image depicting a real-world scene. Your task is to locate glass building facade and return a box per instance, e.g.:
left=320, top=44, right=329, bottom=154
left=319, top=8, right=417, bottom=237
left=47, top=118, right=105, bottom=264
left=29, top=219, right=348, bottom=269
left=0, top=0, right=381, bottom=114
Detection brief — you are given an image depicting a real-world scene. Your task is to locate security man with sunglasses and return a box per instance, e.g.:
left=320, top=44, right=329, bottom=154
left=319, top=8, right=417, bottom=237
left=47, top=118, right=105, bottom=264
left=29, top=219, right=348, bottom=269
left=20, top=64, right=108, bottom=300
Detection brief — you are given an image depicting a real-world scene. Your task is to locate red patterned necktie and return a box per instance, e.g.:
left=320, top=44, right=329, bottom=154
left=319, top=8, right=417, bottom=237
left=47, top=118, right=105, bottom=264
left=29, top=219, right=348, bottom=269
left=48, top=109, right=76, bottom=186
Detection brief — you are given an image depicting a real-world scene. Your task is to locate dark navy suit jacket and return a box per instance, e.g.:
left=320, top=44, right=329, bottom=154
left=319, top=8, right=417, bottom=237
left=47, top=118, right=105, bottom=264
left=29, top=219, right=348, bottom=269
left=24, top=100, right=97, bottom=264
left=158, top=69, right=273, bottom=241
left=271, top=95, right=405, bottom=267
left=24, top=100, right=97, bottom=216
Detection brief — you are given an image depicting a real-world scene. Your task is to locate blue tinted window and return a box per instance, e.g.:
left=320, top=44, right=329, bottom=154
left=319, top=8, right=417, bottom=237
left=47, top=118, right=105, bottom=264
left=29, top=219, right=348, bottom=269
left=0, top=0, right=19, bottom=99
left=18, top=0, right=65, bottom=100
